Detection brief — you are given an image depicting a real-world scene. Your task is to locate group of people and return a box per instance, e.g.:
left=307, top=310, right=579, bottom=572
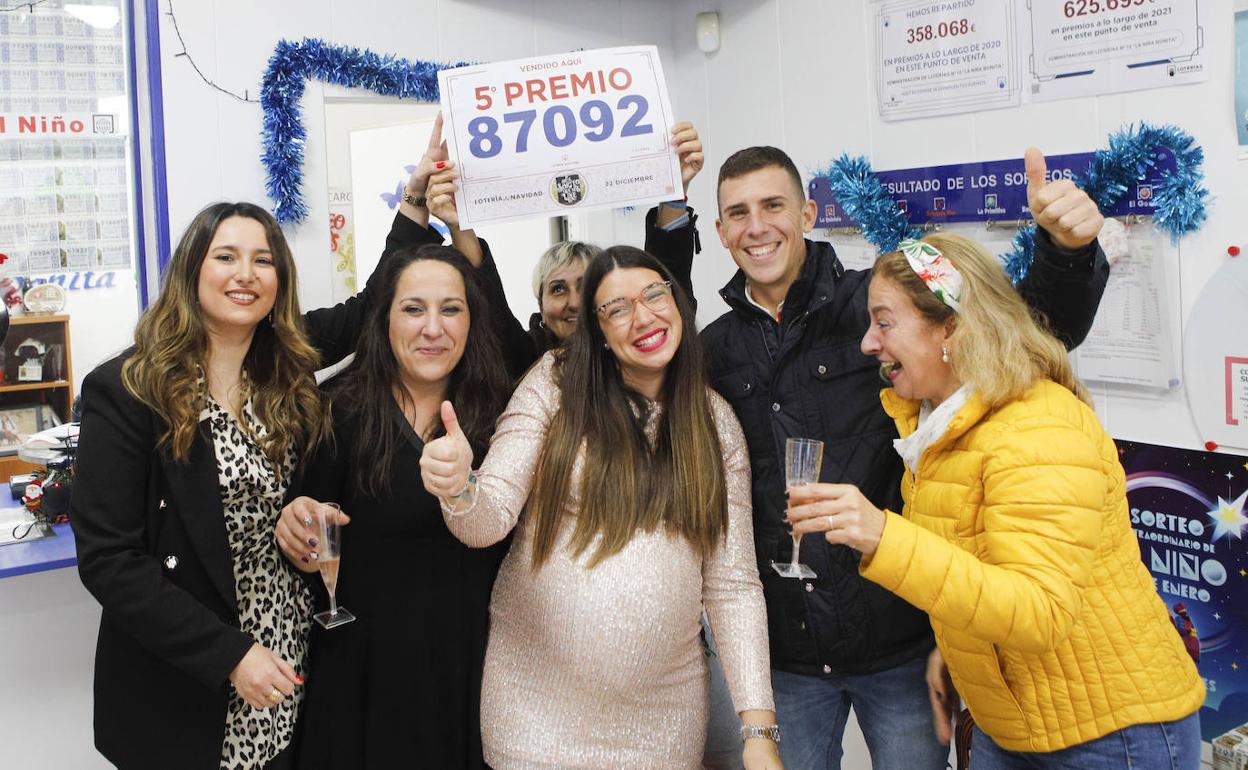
left=70, top=112, right=1205, bottom=770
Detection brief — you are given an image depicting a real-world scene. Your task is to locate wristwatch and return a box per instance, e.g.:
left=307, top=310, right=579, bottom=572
left=402, top=189, right=427, bottom=208
left=741, top=724, right=780, bottom=744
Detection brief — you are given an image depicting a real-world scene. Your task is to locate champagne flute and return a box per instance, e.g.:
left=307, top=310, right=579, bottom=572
left=312, top=502, right=356, bottom=629
left=771, top=438, right=823, bottom=580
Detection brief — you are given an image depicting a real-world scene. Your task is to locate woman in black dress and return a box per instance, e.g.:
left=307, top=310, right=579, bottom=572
left=276, top=244, right=511, bottom=769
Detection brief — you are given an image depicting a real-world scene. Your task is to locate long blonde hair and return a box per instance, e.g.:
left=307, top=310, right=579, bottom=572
left=122, top=202, right=326, bottom=471
left=873, top=232, right=1090, bottom=408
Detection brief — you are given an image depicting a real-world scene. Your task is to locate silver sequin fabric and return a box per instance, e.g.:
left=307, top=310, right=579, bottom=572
left=444, top=353, right=773, bottom=770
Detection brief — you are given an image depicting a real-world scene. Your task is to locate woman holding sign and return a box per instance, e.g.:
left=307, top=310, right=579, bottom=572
left=419, top=247, right=782, bottom=770
left=786, top=233, right=1204, bottom=769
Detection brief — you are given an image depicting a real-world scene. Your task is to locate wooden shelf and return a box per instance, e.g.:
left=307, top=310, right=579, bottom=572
left=9, top=314, right=69, bottom=327
left=0, top=380, right=71, bottom=393
left=0, top=313, right=72, bottom=481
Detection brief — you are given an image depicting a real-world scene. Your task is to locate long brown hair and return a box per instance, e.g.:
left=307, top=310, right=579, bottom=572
left=329, top=245, right=511, bottom=497
left=122, top=202, right=326, bottom=470
left=872, top=232, right=1090, bottom=408
left=525, top=246, right=727, bottom=569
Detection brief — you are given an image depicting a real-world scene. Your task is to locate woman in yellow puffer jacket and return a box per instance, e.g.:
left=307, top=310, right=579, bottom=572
left=787, top=232, right=1204, bottom=769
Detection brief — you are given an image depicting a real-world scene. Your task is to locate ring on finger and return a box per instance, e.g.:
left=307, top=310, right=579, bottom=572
left=302, top=515, right=313, bottom=527
left=268, top=688, right=282, bottom=703
left=826, top=515, right=835, bottom=531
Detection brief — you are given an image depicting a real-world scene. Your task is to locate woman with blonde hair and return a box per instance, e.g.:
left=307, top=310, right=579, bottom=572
left=787, top=232, right=1204, bottom=769
left=70, top=138, right=445, bottom=770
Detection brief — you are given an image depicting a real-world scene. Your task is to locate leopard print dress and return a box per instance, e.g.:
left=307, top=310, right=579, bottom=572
left=205, top=396, right=313, bottom=770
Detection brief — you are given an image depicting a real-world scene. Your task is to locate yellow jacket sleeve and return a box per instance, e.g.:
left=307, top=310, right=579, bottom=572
left=861, top=415, right=1104, bottom=654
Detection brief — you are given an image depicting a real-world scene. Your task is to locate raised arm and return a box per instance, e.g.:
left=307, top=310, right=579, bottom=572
left=303, top=114, right=450, bottom=366
left=1015, top=148, right=1111, bottom=349
left=420, top=353, right=561, bottom=546
left=647, top=121, right=704, bottom=308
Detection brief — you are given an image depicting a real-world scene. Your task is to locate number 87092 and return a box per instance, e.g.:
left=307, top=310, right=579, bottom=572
left=466, top=95, right=654, bottom=159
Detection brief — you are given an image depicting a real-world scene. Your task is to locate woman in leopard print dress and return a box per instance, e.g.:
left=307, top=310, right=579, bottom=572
left=70, top=148, right=447, bottom=770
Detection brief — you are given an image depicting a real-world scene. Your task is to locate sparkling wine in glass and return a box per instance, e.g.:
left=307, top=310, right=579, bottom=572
left=313, top=502, right=355, bottom=629
left=771, top=437, right=823, bottom=580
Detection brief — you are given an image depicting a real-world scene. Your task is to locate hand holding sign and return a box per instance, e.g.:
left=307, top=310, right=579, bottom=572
left=426, top=162, right=460, bottom=229
left=405, top=113, right=448, bottom=206
left=671, top=121, right=703, bottom=195
left=1025, top=147, right=1104, bottom=251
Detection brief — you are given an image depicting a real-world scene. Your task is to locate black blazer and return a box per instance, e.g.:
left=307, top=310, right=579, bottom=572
left=70, top=213, right=438, bottom=770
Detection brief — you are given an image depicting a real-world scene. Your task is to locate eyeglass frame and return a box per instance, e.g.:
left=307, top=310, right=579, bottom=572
left=594, top=280, right=675, bottom=326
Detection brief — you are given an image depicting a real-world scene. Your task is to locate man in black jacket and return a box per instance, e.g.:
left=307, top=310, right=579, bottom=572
left=702, top=146, right=1109, bottom=770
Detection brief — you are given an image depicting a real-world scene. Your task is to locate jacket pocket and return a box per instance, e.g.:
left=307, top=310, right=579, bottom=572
left=710, top=364, right=770, bottom=450
left=983, top=643, right=1031, bottom=742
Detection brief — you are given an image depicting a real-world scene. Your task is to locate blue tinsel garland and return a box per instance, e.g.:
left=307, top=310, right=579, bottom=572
left=261, top=39, right=466, bottom=224
left=820, top=122, right=1207, bottom=283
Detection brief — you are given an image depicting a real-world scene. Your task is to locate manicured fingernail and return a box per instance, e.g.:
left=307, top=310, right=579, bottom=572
left=307, top=537, right=318, bottom=547
left=300, top=556, right=309, bottom=563
left=436, top=161, right=446, bottom=169
left=294, top=675, right=304, bottom=684
left=309, top=551, right=318, bottom=560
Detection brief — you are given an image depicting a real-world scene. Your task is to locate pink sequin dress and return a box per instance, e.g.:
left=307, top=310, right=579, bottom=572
left=443, top=353, right=774, bottom=770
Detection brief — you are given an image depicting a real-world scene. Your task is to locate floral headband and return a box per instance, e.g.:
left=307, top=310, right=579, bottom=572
left=898, top=239, right=962, bottom=313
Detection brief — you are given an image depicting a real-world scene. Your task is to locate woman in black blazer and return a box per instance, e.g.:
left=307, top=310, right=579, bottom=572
left=69, top=140, right=446, bottom=770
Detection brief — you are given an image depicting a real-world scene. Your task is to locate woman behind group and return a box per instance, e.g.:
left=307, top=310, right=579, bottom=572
left=71, top=131, right=447, bottom=769
left=420, top=247, right=782, bottom=770
left=274, top=244, right=511, bottom=769
left=788, top=233, right=1204, bottom=768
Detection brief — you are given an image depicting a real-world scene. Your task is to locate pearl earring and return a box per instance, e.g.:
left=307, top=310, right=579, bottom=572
left=941, top=345, right=949, bottom=364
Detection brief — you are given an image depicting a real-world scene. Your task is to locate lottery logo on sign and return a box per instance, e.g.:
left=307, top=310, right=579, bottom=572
left=552, top=173, right=587, bottom=206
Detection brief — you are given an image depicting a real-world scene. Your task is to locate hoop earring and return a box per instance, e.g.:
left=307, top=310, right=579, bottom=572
left=941, top=345, right=949, bottom=364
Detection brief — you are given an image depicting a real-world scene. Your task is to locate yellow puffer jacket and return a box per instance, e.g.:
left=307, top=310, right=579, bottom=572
left=861, top=380, right=1204, bottom=752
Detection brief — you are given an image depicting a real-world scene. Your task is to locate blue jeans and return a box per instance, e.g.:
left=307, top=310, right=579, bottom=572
left=772, top=655, right=950, bottom=770
left=969, top=712, right=1201, bottom=770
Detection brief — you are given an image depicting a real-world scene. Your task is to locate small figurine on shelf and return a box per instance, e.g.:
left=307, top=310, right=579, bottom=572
left=20, top=468, right=71, bottom=526
left=22, top=481, right=44, bottom=519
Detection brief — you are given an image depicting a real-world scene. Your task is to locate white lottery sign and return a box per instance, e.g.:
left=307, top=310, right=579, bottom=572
left=876, top=0, right=1020, bottom=121
left=438, top=46, right=683, bottom=228
left=1021, top=0, right=1208, bottom=102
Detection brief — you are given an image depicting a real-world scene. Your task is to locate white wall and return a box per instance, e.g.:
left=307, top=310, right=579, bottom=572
left=0, top=568, right=110, bottom=769
left=667, top=0, right=1248, bottom=457
left=12, top=0, right=1246, bottom=767
left=157, top=0, right=681, bottom=313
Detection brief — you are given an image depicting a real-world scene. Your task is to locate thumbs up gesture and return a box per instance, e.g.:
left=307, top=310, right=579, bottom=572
left=420, top=401, right=475, bottom=500
left=1025, top=147, right=1104, bottom=251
